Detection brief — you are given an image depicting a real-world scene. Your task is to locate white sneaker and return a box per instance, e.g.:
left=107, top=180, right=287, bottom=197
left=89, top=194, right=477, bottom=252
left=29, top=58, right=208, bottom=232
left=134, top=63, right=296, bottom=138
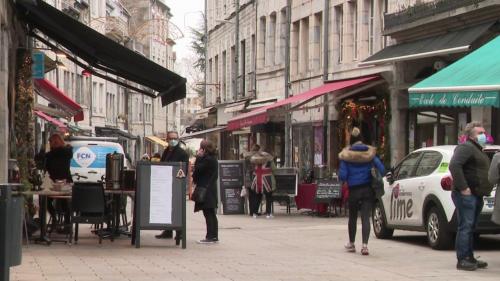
left=252, top=214, right=258, bottom=219
left=266, top=214, right=274, bottom=219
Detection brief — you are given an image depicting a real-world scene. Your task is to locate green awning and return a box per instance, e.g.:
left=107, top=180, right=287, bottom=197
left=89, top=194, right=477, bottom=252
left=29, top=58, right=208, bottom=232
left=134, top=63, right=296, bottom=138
left=409, top=35, right=500, bottom=108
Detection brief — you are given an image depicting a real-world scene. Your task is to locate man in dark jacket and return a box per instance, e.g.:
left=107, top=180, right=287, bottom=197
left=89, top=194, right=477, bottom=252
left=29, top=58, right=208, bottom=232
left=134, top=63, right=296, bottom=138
left=156, top=131, right=189, bottom=241
left=449, top=121, right=492, bottom=271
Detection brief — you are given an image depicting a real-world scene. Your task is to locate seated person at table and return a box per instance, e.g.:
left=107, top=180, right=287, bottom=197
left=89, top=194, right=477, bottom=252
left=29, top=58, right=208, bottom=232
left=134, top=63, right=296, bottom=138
left=45, top=133, right=73, bottom=233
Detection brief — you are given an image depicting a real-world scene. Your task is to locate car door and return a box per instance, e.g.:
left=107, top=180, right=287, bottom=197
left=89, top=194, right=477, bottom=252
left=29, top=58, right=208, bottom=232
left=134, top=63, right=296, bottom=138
left=411, top=151, right=443, bottom=226
left=386, top=152, right=422, bottom=226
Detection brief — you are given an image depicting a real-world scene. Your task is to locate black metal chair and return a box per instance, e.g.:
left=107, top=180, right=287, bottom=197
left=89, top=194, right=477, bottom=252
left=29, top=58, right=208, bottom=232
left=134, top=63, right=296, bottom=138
left=70, top=183, right=110, bottom=244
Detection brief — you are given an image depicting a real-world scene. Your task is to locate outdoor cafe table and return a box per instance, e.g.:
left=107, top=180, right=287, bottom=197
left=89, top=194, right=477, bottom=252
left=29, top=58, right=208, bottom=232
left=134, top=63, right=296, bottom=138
left=21, top=188, right=135, bottom=245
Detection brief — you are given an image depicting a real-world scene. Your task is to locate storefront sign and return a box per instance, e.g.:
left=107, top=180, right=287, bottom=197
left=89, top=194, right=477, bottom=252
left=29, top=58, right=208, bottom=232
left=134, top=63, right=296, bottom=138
left=31, top=52, right=45, bottom=79
left=409, top=92, right=500, bottom=108
left=314, top=179, right=342, bottom=203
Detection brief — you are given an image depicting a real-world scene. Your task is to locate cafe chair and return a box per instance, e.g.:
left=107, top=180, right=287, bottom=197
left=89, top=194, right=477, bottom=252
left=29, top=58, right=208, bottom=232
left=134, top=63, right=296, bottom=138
left=70, top=183, right=111, bottom=244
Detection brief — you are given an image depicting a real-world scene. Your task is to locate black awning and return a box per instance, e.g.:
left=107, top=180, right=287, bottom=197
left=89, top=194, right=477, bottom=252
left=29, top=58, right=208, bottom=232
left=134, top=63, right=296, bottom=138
left=360, top=22, right=496, bottom=66
left=95, top=126, right=138, bottom=140
left=16, top=0, right=186, bottom=106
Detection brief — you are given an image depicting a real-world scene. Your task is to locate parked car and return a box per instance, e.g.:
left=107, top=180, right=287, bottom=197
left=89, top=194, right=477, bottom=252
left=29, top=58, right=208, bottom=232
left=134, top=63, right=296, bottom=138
left=372, top=145, right=500, bottom=250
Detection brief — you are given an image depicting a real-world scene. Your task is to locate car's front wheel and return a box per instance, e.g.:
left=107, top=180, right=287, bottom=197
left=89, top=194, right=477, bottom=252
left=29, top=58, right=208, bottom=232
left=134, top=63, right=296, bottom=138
left=372, top=201, right=394, bottom=239
left=426, top=207, right=453, bottom=250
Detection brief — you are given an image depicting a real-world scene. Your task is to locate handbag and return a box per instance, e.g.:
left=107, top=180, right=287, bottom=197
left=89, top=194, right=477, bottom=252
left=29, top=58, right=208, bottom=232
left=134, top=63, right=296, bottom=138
left=371, top=162, right=385, bottom=198
left=192, top=186, right=207, bottom=203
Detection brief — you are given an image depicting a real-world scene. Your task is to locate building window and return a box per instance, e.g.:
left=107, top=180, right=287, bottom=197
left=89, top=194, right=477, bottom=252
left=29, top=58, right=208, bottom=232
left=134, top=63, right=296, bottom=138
left=230, top=45, right=236, bottom=101
left=240, top=39, right=246, bottom=98
left=313, top=12, right=322, bottom=70
left=215, top=55, right=219, bottom=104
left=92, top=82, right=97, bottom=113
left=300, top=17, right=309, bottom=73
left=222, top=50, right=227, bottom=102
left=279, top=8, right=287, bottom=65
left=99, top=83, right=104, bottom=113
left=269, top=12, right=277, bottom=66
left=351, top=1, right=358, bottom=60
left=258, top=16, right=266, bottom=68
left=76, top=74, right=83, bottom=104
left=335, top=5, right=344, bottom=63
left=291, top=20, right=300, bottom=75
left=368, top=0, right=375, bottom=55
left=63, top=71, right=70, bottom=94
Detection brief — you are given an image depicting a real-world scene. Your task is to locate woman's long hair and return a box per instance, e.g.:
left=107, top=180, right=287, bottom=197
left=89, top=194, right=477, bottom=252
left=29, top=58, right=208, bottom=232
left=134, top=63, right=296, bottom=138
left=49, top=134, right=66, bottom=150
left=200, top=139, right=216, bottom=156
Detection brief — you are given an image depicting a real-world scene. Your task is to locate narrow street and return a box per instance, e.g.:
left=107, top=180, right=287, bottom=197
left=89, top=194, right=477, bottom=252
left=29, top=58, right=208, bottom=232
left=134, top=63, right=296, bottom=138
left=11, top=202, right=500, bottom=281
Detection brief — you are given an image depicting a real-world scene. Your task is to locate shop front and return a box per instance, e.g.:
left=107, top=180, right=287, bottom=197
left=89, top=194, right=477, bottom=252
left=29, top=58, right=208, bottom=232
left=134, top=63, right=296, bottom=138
left=408, top=35, right=500, bottom=147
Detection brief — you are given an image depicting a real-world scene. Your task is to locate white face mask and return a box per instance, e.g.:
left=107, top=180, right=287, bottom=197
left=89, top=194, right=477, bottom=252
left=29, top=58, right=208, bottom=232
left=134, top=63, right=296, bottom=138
left=169, top=140, right=179, bottom=147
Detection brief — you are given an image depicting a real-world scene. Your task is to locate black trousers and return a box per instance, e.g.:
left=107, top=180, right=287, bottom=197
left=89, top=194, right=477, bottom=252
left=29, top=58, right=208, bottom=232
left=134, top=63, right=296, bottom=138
left=47, top=197, right=71, bottom=225
left=348, top=184, right=374, bottom=244
left=203, top=208, right=218, bottom=240
left=249, top=189, right=273, bottom=216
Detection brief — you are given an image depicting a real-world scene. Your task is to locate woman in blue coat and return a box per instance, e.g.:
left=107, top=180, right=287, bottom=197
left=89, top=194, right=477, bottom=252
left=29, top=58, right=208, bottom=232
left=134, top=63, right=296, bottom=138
left=339, top=127, right=384, bottom=255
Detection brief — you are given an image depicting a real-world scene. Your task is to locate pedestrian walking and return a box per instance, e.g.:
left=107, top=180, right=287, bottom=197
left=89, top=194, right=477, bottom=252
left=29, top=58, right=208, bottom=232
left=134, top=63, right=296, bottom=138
left=449, top=121, right=492, bottom=271
left=156, top=131, right=189, bottom=243
left=487, top=150, right=500, bottom=225
left=339, top=127, right=384, bottom=256
left=193, top=139, right=219, bottom=244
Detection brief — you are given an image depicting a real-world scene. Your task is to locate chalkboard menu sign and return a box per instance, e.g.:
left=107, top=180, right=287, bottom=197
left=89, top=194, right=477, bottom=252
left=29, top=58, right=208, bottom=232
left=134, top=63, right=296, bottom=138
left=273, top=168, right=298, bottom=196
left=314, top=179, right=342, bottom=203
left=218, top=160, right=245, bottom=214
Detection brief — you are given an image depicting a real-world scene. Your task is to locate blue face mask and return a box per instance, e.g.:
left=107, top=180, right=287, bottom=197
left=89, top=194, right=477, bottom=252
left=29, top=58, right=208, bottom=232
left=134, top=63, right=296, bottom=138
left=477, top=133, right=487, bottom=146
left=169, top=140, right=179, bottom=147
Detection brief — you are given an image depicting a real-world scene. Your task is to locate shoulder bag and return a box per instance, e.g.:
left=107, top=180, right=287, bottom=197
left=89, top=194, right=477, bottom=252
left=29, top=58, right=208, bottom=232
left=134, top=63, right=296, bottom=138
left=192, top=186, right=207, bottom=203
left=371, top=162, right=385, bottom=197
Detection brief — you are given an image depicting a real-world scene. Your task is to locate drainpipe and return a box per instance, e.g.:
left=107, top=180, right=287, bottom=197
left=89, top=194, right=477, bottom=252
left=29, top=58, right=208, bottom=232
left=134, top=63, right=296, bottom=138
left=322, top=0, right=330, bottom=169
left=234, top=0, right=240, bottom=101
left=284, top=0, right=291, bottom=167
left=204, top=0, right=208, bottom=108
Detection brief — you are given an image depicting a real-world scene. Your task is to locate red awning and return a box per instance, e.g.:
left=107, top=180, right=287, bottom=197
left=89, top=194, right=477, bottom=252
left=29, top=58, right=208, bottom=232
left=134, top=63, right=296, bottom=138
left=34, top=78, right=84, bottom=122
left=227, top=75, right=380, bottom=130
left=34, top=110, right=68, bottom=132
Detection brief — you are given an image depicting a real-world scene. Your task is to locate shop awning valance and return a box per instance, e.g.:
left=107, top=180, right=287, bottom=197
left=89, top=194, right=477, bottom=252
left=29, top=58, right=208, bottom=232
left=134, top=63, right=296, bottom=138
left=34, top=78, right=84, bottom=121
left=227, top=76, right=381, bottom=131
left=34, top=110, right=67, bottom=132
left=408, top=35, right=500, bottom=108
left=16, top=0, right=186, bottom=106
left=145, top=136, right=168, bottom=147
left=360, top=22, right=495, bottom=66
left=180, top=126, right=227, bottom=140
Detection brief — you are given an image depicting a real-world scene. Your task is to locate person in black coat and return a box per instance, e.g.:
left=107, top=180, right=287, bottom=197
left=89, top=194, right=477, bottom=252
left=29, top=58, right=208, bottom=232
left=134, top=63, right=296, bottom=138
left=193, top=139, right=219, bottom=244
left=45, top=133, right=73, bottom=232
left=156, top=131, right=190, bottom=240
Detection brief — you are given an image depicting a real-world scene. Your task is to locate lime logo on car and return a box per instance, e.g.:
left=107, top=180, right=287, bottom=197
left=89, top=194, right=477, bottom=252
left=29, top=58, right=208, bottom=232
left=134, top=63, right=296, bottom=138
left=73, top=147, right=97, bottom=168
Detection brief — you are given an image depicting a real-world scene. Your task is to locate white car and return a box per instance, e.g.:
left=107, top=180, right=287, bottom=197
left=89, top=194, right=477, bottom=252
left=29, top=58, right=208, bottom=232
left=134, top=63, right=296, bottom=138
left=373, top=145, right=500, bottom=249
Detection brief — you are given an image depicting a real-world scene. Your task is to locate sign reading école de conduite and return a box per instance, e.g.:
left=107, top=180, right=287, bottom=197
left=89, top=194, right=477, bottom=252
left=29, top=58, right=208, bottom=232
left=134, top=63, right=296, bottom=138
left=409, top=92, right=500, bottom=108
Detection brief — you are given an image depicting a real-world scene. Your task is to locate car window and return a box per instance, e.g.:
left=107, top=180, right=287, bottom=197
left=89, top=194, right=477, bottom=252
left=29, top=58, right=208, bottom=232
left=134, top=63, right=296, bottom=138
left=415, top=151, right=443, bottom=177
left=394, top=152, right=422, bottom=180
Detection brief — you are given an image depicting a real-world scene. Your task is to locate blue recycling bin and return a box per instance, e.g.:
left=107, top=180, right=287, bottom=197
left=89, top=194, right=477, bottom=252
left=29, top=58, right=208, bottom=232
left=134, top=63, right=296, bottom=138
left=0, top=184, right=24, bottom=281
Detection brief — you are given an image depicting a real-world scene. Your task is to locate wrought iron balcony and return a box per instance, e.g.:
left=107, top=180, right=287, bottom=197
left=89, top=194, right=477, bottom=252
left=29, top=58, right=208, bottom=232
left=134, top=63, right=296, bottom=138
left=384, top=0, right=486, bottom=30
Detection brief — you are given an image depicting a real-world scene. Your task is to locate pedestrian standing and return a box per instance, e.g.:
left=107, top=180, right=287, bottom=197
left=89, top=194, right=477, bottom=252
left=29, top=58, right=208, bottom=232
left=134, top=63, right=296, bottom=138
left=156, top=131, right=189, bottom=243
left=249, top=150, right=276, bottom=219
left=449, top=121, right=492, bottom=271
left=193, top=140, right=219, bottom=244
left=488, top=149, right=500, bottom=225
left=339, top=127, right=384, bottom=256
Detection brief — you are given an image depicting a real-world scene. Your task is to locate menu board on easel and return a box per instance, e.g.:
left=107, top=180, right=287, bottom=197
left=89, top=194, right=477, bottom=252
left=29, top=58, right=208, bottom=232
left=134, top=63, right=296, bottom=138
left=314, top=179, right=342, bottom=203
left=134, top=162, right=186, bottom=248
left=218, top=160, right=245, bottom=215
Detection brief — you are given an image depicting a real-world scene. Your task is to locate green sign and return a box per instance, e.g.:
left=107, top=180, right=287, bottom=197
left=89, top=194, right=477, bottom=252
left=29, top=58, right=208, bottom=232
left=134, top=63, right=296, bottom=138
left=31, top=52, right=45, bottom=79
left=409, top=92, right=500, bottom=108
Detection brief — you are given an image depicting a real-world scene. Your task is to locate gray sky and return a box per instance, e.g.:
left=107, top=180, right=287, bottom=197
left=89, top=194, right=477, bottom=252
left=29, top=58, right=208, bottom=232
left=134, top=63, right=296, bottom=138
left=164, top=0, right=205, bottom=68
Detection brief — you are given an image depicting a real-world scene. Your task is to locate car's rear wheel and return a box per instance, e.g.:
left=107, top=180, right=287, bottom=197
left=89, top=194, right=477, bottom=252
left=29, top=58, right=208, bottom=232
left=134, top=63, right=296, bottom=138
left=426, top=207, right=453, bottom=250
left=372, top=201, right=394, bottom=239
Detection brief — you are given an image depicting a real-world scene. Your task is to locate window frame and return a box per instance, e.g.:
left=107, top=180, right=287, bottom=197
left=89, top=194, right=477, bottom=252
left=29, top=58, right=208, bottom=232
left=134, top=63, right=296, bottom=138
left=414, top=151, right=443, bottom=178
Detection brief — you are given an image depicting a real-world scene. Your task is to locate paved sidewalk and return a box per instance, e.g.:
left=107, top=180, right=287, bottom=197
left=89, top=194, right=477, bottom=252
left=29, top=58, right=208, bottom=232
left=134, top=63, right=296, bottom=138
left=11, top=202, right=500, bottom=281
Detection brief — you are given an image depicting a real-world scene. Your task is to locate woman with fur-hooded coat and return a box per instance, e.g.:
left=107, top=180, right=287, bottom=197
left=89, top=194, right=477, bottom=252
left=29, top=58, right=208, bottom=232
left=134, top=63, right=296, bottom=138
left=339, top=127, right=384, bottom=256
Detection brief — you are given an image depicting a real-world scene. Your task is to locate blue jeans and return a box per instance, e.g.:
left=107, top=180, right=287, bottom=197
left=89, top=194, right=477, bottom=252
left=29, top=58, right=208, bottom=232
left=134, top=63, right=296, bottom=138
left=451, top=190, right=483, bottom=261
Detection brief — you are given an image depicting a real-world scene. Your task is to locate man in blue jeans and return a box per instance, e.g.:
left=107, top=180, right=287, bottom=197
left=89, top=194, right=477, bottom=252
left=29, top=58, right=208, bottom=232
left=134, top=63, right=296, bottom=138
left=449, top=121, right=493, bottom=271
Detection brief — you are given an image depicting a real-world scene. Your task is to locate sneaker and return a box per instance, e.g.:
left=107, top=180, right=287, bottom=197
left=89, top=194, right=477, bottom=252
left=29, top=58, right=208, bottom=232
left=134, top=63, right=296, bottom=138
left=252, top=214, right=258, bottom=219
left=155, top=230, right=173, bottom=239
left=197, top=238, right=217, bottom=244
left=457, top=258, right=478, bottom=271
left=344, top=242, right=355, bottom=253
left=266, top=214, right=274, bottom=219
left=469, top=257, right=488, bottom=269
left=361, top=246, right=369, bottom=256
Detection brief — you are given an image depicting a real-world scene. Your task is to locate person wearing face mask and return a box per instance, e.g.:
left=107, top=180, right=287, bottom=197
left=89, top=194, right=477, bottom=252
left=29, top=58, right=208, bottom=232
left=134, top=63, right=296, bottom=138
left=156, top=131, right=189, bottom=242
left=449, top=121, right=493, bottom=271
